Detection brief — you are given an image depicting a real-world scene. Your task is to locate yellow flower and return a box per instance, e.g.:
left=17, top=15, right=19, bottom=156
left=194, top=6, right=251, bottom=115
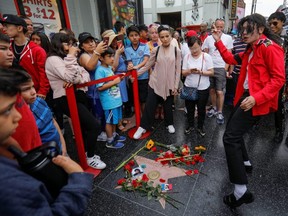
left=146, top=139, right=155, bottom=150
left=195, top=145, right=206, bottom=151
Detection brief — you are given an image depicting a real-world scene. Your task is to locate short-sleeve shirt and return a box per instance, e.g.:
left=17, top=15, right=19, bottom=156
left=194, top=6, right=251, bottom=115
left=125, top=42, right=150, bottom=80
left=182, top=52, right=214, bottom=90
left=30, top=97, right=61, bottom=151
left=95, top=65, right=122, bottom=110
left=202, top=34, right=233, bottom=68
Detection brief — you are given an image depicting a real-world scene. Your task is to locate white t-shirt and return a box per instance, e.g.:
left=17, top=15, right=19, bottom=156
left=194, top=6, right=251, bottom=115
left=181, top=42, right=190, bottom=59
left=202, top=34, right=233, bottom=68
left=182, top=52, right=214, bottom=90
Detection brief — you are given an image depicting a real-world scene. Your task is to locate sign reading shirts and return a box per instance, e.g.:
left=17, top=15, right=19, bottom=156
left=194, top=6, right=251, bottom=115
left=22, top=0, right=62, bottom=37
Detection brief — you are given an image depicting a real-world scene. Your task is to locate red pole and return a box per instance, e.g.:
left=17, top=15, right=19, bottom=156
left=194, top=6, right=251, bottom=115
left=132, top=69, right=141, bottom=126
left=66, top=86, right=101, bottom=177
left=127, top=70, right=150, bottom=139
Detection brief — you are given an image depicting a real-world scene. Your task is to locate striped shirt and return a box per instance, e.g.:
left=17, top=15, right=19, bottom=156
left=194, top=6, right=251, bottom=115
left=232, top=38, right=247, bottom=74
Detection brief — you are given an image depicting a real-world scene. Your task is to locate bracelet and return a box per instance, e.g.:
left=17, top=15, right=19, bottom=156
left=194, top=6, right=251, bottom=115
left=93, top=50, right=100, bottom=56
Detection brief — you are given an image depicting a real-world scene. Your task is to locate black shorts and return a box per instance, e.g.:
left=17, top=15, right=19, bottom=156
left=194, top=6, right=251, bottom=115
left=138, top=79, right=149, bottom=103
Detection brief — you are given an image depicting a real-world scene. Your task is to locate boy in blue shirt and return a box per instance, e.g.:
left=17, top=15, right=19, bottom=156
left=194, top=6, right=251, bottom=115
left=125, top=25, right=150, bottom=113
left=96, top=47, right=125, bottom=149
left=19, top=72, right=67, bottom=155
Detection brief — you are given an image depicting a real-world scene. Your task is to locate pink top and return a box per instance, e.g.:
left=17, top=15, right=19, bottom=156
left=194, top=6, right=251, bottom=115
left=45, top=54, right=90, bottom=99
left=138, top=44, right=181, bottom=100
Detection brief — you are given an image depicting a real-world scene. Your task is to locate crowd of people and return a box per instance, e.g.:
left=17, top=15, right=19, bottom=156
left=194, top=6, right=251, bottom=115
left=0, top=9, right=287, bottom=214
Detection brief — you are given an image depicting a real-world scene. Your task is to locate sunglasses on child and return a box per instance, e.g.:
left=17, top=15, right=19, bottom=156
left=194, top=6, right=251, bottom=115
left=269, top=21, right=280, bottom=26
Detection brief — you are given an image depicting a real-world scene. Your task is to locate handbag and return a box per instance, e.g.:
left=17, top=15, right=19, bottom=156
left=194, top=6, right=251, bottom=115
left=180, top=85, right=199, bottom=100
left=180, top=54, right=204, bottom=101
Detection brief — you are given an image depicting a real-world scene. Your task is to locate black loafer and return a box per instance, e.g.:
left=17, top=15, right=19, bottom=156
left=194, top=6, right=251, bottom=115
left=245, top=165, right=253, bottom=174
left=223, top=190, right=254, bottom=208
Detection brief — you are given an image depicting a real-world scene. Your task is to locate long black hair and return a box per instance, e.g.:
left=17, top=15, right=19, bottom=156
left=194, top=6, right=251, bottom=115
left=48, top=33, right=70, bottom=59
left=237, top=13, right=282, bottom=47
left=30, top=31, right=52, bottom=53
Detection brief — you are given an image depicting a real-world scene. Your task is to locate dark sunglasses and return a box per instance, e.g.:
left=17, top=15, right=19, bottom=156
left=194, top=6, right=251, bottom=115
left=216, top=18, right=225, bottom=22
left=269, top=21, right=279, bottom=26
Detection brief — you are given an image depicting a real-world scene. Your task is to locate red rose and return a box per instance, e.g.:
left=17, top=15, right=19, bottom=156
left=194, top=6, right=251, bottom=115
left=132, top=180, right=139, bottom=188
left=128, top=160, right=135, bottom=166
left=117, top=178, right=126, bottom=185
left=180, top=157, right=185, bottom=162
left=124, top=164, right=132, bottom=173
left=194, top=169, right=199, bottom=174
left=185, top=170, right=193, bottom=176
left=142, top=174, right=149, bottom=182
left=151, top=146, right=157, bottom=152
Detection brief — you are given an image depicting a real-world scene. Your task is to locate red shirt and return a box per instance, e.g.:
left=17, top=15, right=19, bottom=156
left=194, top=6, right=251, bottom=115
left=139, top=38, right=148, bottom=44
left=199, top=32, right=209, bottom=43
left=11, top=40, right=50, bottom=96
left=215, top=35, right=285, bottom=116
left=11, top=95, right=41, bottom=152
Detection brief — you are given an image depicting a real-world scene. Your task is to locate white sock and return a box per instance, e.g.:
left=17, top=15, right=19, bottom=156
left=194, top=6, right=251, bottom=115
left=113, top=132, right=117, bottom=138
left=234, top=184, right=247, bottom=200
left=244, top=160, right=252, bottom=166
left=107, top=137, right=113, bottom=143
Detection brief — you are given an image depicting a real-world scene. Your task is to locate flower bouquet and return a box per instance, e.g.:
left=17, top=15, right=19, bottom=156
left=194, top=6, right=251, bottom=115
left=117, top=162, right=184, bottom=209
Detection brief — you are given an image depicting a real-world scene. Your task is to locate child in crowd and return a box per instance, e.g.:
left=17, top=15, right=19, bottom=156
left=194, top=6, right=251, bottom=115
left=0, top=67, right=93, bottom=216
left=138, top=24, right=149, bottom=43
left=18, top=71, right=67, bottom=155
left=114, top=21, right=131, bottom=47
left=125, top=25, right=150, bottom=113
left=96, top=47, right=126, bottom=149
left=0, top=32, right=41, bottom=152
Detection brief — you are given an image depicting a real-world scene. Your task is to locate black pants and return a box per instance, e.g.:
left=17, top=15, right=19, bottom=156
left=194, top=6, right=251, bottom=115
left=185, top=88, right=209, bottom=129
left=141, top=86, right=174, bottom=130
left=223, top=92, right=261, bottom=184
left=54, top=91, right=101, bottom=157
left=274, top=86, right=285, bottom=133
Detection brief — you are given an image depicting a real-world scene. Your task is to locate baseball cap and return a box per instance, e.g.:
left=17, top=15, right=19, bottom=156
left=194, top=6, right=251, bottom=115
left=186, top=30, right=198, bottom=38
left=0, top=14, right=27, bottom=29
left=78, top=32, right=95, bottom=45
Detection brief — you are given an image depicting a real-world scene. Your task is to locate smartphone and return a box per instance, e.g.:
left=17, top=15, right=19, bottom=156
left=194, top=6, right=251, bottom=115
left=117, top=40, right=123, bottom=48
left=103, top=37, right=109, bottom=46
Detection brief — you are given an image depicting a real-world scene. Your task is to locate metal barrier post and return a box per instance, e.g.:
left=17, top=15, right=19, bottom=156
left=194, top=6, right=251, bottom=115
left=66, top=86, right=101, bottom=177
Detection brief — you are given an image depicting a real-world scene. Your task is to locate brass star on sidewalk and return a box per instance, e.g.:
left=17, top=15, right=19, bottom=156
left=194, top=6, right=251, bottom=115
left=134, top=155, right=187, bottom=209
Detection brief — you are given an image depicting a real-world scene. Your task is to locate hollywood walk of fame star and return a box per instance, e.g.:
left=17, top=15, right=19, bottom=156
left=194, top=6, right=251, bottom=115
left=132, top=155, right=187, bottom=209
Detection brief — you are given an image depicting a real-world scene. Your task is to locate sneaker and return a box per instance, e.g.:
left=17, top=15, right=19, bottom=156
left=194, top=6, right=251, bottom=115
left=185, top=126, right=194, bottom=134
left=216, top=112, right=225, bottom=125
left=87, top=156, right=106, bottom=169
left=133, top=127, right=146, bottom=139
left=114, top=133, right=126, bottom=142
left=106, top=139, right=125, bottom=149
left=97, top=131, right=107, bottom=141
left=166, top=125, right=175, bottom=134
left=207, top=107, right=216, bottom=118
left=197, top=128, right=206, bottom=137
left=86, top=153, right=101, bottom=160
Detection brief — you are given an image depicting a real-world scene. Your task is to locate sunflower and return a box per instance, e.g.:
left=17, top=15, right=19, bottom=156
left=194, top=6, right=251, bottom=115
left=146, top=139, right=155, bottom=150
